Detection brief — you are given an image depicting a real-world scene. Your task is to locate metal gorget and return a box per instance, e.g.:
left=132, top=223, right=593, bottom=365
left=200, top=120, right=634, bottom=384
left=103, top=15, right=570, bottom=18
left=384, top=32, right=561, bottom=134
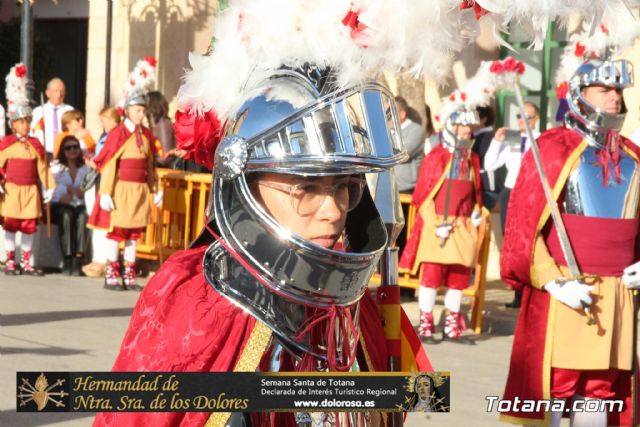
left=563, top=145, right=640, bottom=218
left=225, top=340, right=375, bottom=427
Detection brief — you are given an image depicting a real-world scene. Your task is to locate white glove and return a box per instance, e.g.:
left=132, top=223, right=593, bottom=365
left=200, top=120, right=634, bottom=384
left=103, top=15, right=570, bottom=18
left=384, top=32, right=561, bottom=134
left=544, top=279, right=592, bottom=310
left=153, top=191, right=164, bottom=207
left=622, top=261, right=640, bottom=289
left=42, top=188, right=54, bottom=204
left=100, top=194, right=115, bottom=212
left=471, top=211, right=482, bottom=227
left=435, top=224, right=452, bottom=239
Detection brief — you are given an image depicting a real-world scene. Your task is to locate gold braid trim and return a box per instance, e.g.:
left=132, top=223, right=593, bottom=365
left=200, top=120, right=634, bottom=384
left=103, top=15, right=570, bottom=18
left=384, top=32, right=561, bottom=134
left=205, top=321, right=272, bottom=427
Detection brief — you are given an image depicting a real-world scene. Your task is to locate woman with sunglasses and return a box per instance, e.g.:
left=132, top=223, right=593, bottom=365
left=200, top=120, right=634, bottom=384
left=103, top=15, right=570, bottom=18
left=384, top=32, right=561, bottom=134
left=51, top=135, right=91, bottom=275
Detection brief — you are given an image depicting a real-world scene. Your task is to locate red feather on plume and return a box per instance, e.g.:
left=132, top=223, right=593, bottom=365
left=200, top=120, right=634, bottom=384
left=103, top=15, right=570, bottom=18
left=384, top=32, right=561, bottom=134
left=15, top=64, right=27, bottom=78
left=144, top=56, right=158, bottom=67
left=459, top=0, right=488, bottom=20
left=174, top=109, right=226, bottom=170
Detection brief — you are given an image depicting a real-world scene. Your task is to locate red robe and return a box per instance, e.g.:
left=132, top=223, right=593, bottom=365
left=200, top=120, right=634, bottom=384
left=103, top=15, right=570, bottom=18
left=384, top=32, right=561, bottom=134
left=87, top=123, right=157, bottom=230
left=0, top=134, right=46, bottom=159
left=92, top=123, right=156, bottom=170
left=399, top=143, right=482, bottom=271
left=93, top=245, right=431, bottom=427
left=500, top=127, right=640, bottom=426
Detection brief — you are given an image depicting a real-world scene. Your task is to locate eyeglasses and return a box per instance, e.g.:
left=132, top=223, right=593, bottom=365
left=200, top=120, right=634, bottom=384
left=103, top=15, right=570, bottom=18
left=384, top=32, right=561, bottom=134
left=516, top=113, right=533, bottom=120
left=64, top=145, right=80, bottom=151
left=256, top=177, right=366, bottom=216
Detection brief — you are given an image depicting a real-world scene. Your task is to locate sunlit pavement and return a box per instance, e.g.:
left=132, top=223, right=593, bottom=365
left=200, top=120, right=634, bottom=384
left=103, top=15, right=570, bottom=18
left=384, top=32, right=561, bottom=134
left=1, top=270, right=522, bottom=427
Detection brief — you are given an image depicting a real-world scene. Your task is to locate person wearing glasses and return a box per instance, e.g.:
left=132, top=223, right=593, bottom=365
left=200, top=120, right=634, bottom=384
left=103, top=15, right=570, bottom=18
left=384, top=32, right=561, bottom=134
left=94, top=61, right=432, bottom=425
left=51, top=135, right=91, bottom=275
left=484, top=101, right=540, bottom=308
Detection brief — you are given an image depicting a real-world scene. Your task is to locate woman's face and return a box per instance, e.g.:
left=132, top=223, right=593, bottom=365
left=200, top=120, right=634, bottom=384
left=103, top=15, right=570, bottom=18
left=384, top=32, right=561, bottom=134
left=62, top=140, right=81, bottom=162
left=251, top=173, right=358, bottom=249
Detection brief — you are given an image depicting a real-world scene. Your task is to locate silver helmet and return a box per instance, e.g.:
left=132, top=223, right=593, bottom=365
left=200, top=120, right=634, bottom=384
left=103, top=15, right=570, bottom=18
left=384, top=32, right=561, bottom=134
left=566, top=58, right=633, bottom=147
left=202, top=67, right=407, bottom=362
left=10, top=104, right=33, bottom=122
left=124, top=89, right=148, bottom=108
left=442, top=108, right=479, bottom=151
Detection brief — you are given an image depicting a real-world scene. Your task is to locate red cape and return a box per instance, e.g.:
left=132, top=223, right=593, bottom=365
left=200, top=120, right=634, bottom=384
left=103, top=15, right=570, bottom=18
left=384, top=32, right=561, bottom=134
left=0, top=134, right=45, bottom=160
left=93, top=245, right=430, bottom=427
left=399, top=144, right=482, bottom=270
left=93, top=123, right=155, bottom=171
left=500, top=127, right=640, bottom=425
left=87, top=123, right=156, bottom=230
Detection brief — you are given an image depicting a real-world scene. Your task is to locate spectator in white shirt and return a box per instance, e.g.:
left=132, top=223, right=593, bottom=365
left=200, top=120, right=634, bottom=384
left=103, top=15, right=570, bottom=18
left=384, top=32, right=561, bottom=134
left=51, top=135, right=90, bottom=275
left=485, top=101, right=540, bottom=231
left=484, top=101, right=540, bottom=309
left=30, top=78, right=74, bottom=156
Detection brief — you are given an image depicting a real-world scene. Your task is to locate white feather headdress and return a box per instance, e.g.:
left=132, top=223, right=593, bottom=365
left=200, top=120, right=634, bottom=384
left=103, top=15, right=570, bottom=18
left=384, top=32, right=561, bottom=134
left=554, top=5, right=640, bottom=100
left=473, top=0, right=632, bottom=49
left=4, top=63, right=29, bottom=119
left=177, top=0, right=479, bottom=121
left=438, top=57, right=525, bottom=123
left=117, top=56, right=158, bottom=109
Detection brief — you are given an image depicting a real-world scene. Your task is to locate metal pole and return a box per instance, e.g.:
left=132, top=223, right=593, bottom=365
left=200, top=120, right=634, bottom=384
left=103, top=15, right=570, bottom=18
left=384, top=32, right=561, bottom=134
left=20, top=0, right=34, bottom=88
left=104, top=0, right=113, bottom=106
left=373, top=169, right=404, bottom=427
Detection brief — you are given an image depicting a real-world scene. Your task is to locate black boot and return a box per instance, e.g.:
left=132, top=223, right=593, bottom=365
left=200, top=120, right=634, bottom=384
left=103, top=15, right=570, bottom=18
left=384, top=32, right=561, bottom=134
left=63, top=256, right=72, bottom=275
left=71, top=257, right=83, bottom=277
left=505, top=290, right=522, bottom=309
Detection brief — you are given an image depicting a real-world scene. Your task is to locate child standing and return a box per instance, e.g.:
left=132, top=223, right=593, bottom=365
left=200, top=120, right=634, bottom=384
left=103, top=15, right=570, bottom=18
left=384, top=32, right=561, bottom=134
left=0, top=64, right=54, bottom=275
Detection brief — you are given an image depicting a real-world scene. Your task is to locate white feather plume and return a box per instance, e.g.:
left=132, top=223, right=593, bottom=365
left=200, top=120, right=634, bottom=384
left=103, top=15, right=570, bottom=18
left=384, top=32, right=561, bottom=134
left=554, top=4, right=640, bottom=93
left=476, top=0, right=631, bottom=49
left=177, top=0, right=478, bottom=120
left=118, top=57, right=157, bottom=108
left=4, top=63, right=29, bottom=118
left=438, top=58, right=524, bottom=123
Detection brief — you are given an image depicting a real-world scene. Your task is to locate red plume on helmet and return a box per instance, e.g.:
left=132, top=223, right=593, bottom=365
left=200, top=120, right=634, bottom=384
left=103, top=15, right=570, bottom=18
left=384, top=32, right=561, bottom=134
left=174, top=109, right=225, bottom=170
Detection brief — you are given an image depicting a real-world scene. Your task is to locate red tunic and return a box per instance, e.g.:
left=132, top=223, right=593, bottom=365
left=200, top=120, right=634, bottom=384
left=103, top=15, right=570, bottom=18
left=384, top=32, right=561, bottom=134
left=500, top=127, right=640, bottom=426
left=93, top=245, right=431, bottom=427
left=399, top=144, right=482, bottom=272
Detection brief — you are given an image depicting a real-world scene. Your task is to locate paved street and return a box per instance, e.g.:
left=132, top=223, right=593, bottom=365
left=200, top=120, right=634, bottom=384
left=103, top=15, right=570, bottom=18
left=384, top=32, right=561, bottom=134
left=1, top=268, right=521, bottom=427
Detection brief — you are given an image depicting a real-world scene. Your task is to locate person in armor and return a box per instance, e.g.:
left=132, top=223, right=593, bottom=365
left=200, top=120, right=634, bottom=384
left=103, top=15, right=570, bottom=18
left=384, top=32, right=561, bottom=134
left=87, top=58, right=162, bottom=291
left=92, top=65, right=432, bottom=426
left=399, top=110, right=483, bottom=341
left=0, top=63, right=54, bottom=276
left=501, top=55, right=640, bottom=426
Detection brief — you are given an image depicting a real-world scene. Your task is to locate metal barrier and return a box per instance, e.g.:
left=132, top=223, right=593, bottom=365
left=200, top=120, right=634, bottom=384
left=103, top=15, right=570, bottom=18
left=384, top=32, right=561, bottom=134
left=136, top=169, right=212, bottom=263
left=137, top=172, right=488, bottom=332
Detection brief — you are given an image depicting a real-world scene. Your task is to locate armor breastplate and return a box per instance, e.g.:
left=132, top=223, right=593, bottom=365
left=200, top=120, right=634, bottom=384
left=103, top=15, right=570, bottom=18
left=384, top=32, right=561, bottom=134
left=563, top=146, right=640, bottom=219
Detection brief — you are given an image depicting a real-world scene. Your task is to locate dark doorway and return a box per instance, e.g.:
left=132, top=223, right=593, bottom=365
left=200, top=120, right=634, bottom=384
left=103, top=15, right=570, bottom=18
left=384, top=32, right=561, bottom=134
left=33, top=18, right=88, bottom=112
